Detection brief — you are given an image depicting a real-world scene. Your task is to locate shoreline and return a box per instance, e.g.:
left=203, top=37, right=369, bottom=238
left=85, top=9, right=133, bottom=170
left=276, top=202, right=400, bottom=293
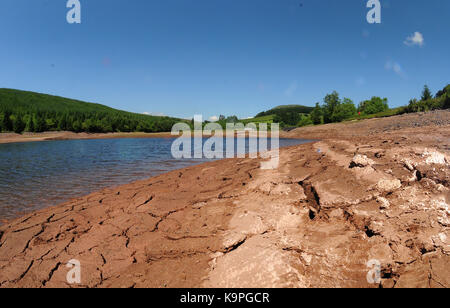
left=0, top=131, right=299, bottom=145
left=0, top=131, right=176, bottom=145
left=0, top=140, right=312, bottom=225
left=0, top=111, right=449, bottom=288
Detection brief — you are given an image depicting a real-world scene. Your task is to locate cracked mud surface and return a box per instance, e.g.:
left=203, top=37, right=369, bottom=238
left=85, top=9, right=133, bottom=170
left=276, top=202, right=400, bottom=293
left=1, top=110, right=449, bottom=288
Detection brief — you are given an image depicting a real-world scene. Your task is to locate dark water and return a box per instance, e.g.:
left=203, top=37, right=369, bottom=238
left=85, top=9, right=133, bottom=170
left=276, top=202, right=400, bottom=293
left=0, top=137, right=309, bottom=220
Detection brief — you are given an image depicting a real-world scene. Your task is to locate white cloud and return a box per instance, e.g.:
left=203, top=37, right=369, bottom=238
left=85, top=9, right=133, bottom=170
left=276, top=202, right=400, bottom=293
left=208, top=116, right=219, bottom=122
left=393, top=63, right=402, bottom=75
left=385, top=61, right=406, bottom=78
left=404, top=32, right=424, bottom=47
left=284, top=81, right=298, bottom=97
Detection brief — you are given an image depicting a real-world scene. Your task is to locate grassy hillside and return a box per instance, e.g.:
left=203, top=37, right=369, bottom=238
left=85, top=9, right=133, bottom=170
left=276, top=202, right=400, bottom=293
left=0, top=88, right=184, bottom=133
left=256, top=104, right=314, bottom=118
left=346, top=107, right=404, bottom=121
left=240, top=115, right=275, bottom=125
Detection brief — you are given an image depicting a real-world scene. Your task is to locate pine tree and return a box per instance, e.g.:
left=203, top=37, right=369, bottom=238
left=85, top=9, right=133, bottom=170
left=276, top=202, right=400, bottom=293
left=2, top=110, right=13, bottom=132
left=421, top=85, right=432, bottom=101
left=26, top=116, right=35, bottom=132
left=35, top=114, right=47, bottom=133
left=13, top=115, right=26, bottom=134
left=310, top=103, right=323, bottom=125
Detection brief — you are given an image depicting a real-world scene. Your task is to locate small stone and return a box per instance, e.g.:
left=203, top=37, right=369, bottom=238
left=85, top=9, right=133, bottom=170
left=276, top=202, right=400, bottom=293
left=377, top=197, right=390, bottom=209
left=404, top=161, right=415, bottom=171
left=376, top=179, right=401, bottom=193
left=350, top=154, right=375, bottom=168
left=192, top=202, right=207, bottom=209
left=301, top=253, right=313, bottom=266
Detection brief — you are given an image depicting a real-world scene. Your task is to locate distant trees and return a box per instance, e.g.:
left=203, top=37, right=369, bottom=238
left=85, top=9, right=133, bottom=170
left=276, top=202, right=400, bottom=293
left=264, top=84, right=449, bottom=130
left=3, top=84, right=448, bottom=135
left=297, top=114, right=313, bottom=127
left=322, top=91, right=341, bottom=124
left=358, top=97, right=389, bottom=115
left=273, top=112, right=302, bottom=127
left=273, top=91, right=358, bottom=128
left=331, top=98, right=357, bottom=123
left=436, top=85, right=450, bottom=98
left=310, top=103, right=323, bottom=125
left=13, top=115, right=26, bottom=134
left=445, top=94, right=450, bottom=109
left=319, top=91, right=357, bottom=124
left=26, top=116, right=35, bottom=132
left=225, top=115, right=239, bottom=123
left=35, top=114, right=47, bottom=133
left=421, top=85, right=433, bottom=101
left=0, top=89, right=184, bottom=134
left=405, top=84, right=450, bottom=113
left=2, top=110, right=13, bottom=132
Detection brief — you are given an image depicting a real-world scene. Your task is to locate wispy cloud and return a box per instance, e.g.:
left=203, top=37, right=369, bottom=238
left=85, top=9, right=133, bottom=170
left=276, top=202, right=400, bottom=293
left=208, top=116, right=219, bottom=122
left=284, top=81, right=298, bottom=97
left=404, top=32, right=424, bottom=47
left=385, top=61, right=407, bottom=78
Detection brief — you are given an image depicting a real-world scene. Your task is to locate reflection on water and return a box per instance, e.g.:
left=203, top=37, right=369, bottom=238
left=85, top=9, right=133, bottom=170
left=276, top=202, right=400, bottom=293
left=0, top=138, right=309, bottom=220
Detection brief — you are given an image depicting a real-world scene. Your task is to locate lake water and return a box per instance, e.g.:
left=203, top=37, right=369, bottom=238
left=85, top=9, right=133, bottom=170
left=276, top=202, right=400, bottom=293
left=0, top=137, right=310, bottom=220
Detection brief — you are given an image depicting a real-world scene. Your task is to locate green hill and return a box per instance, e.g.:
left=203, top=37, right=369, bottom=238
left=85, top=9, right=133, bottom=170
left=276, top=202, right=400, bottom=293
left=0, top=88, right=183, bottom=133
left=256, top=104, right=314, bottom=117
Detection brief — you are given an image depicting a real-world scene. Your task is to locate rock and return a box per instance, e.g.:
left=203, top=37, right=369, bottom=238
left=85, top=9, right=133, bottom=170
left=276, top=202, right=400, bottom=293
left=368, top=220, right=384, bottom=235
left=403, top=161, right=415, bottom=171
left=222, top=233, right=247, bottom=252
left=350, top=154, right=375, bottom=168
left=377, top=197, right=390, bottom=209
left=376, top=179, right=401, bottom=193
left=375, top=152, right=385, bottom=158
left=422, top=150, right=448, bottom=165
left=301, top=253, right=313, bottom=266
left=329, top=208, right=344, bottom=218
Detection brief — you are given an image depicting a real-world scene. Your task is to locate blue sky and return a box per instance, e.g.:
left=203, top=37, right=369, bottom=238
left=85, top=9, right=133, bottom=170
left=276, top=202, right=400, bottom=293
left=0, top=0, right=449, bottom=119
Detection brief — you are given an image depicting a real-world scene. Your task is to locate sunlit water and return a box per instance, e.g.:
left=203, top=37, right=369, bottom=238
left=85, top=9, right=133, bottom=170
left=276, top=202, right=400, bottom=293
left=0, top=137, right=310, bottom=220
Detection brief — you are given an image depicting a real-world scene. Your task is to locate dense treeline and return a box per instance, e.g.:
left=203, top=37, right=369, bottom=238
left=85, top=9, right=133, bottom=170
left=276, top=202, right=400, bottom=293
left=0, top=89, right=184, bottom=134
left=273, top=83, right=449, bottom=128
left=270, top=92, right=362, bottom=128
left=253, top=94, right=389, bottom=128
left=2, top=84, right=448, bottom=134
left=404, top=84, right=450, bottom=113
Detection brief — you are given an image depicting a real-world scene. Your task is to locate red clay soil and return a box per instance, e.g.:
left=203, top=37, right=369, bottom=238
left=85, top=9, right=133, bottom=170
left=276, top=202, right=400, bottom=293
left=0, top=110, right=449, bottom=288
